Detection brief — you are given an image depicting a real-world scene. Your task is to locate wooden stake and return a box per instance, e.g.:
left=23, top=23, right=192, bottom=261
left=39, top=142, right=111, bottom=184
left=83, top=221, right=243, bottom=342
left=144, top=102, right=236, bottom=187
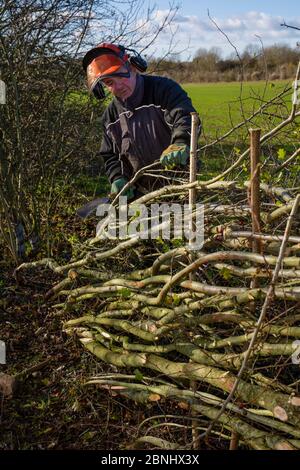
left=249, top=128, right=262, bottom=255
left=189, top=112, right=199, bottom=207
left=189, top=112, right=200, bottom=450
left=188, top=112, right=199, bottom=256
left=229, top=431, right=240, bottom=450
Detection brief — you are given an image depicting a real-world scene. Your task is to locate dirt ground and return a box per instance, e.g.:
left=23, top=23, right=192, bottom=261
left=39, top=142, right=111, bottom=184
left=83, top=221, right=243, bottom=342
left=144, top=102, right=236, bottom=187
left=0, top=260, right=152, bottom=450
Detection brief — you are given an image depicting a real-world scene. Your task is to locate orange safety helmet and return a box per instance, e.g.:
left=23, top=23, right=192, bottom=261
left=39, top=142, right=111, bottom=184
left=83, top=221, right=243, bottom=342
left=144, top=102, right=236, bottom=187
left=82, top=43, right=147, bottom=99
left=82, top=43, right=130, bottom=99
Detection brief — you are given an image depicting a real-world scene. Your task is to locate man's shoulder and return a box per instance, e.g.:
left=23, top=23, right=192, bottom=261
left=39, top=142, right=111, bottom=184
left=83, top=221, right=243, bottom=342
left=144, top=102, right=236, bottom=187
left=143, top=74, right=179, bottom=88
left=142, top=75, right=183, bottom=105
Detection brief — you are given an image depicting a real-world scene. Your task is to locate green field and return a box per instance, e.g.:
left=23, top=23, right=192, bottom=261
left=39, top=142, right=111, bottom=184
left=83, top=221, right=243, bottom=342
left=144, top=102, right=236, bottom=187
left=68, top=80, right=293, bottom=142
left=66, top=79, right=296, bottom=160
left=183, top=80, right=292, bottom=140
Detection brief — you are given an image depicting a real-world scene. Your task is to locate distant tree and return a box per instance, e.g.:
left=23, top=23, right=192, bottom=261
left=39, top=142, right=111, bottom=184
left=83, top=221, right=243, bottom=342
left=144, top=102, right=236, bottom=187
left=217, top=59, right=239, bottom=73
left=242, top=44, right=261, bottom=58
left=193, top=47, right=221, bottom=72
left=261, top=44, right=299, bottom=68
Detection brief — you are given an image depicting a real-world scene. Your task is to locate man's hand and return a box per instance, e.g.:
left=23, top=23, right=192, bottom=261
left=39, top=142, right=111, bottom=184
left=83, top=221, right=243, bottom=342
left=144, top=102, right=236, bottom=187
left=160, top=144, right=189, bottom=169
left=110, top=177, right=135, bottom=200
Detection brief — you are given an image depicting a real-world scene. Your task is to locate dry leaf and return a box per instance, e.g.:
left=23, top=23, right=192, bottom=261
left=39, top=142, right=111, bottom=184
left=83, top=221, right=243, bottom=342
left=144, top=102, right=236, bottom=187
left=148, top=393, right=161, bottom=402
left=177, top=401, right=189, bottom=410
left=68, top=270, right=78, bottom=280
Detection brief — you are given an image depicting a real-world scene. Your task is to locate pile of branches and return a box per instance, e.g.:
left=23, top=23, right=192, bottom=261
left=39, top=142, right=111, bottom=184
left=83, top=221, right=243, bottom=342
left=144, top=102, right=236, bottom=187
left=16, top=177, right=300, bottom=450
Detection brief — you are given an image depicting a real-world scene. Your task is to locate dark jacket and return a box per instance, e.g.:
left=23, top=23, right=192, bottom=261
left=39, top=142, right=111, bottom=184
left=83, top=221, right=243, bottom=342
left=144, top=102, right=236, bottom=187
left=99, top=74, right=199, bottom=190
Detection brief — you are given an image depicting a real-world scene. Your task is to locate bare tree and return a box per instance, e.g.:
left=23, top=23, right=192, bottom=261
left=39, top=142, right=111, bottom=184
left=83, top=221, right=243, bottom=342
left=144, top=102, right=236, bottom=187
left=0, top=0, right=178, bottom=262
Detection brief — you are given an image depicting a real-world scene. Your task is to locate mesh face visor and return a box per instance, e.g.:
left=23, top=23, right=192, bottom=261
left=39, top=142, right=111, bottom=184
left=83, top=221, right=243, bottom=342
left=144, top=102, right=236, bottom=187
left=86, top=53, right=130, bottom=92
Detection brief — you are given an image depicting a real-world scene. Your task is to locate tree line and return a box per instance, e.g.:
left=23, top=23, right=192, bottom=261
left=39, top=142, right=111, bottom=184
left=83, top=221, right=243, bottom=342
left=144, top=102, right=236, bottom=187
left=149, top=44, right=300, bottom=83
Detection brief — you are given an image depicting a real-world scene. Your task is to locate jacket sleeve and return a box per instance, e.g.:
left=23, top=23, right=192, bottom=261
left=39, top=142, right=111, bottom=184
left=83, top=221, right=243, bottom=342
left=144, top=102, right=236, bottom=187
left=99, top=114, right=123, bottom=183
left=156, top=77, right=201, bottom=146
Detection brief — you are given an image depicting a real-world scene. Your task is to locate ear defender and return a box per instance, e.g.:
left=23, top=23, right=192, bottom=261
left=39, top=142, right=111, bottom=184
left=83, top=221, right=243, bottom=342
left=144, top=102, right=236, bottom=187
left=123, top=46, right=148, bottom=72
left=116, top=45, right=148, bottom=72
left=129, top=54, right=148, bottom=72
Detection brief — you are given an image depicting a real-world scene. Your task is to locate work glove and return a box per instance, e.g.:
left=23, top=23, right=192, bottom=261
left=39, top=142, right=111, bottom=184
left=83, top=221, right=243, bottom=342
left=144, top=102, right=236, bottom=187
left=160, top=144, right=190, bottom=169
left=110, top=177, right=135, bottom=200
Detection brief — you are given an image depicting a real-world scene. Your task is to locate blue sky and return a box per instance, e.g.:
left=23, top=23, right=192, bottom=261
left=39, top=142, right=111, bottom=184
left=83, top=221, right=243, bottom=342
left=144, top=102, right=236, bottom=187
left=144, top=0, right=300, bottom=59
left=156, top=0, right=298, bottom=18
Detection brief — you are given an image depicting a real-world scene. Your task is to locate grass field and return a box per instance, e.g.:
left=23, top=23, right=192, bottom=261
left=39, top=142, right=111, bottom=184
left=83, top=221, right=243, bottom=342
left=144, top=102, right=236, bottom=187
left=68, top=80, right=294, bottom=142
left=66, top=79, right=297, bottom=178
left=182, top=80, right=293, bottom=140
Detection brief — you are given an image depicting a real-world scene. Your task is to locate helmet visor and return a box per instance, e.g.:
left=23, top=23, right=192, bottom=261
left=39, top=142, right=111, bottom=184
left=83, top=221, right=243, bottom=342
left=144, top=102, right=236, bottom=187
left=87, top=54, right=130, bottom=90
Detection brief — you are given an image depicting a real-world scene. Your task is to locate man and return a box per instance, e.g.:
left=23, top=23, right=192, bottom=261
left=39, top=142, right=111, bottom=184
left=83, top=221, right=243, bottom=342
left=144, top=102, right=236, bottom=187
left=82, top=43, right=199, bottom=199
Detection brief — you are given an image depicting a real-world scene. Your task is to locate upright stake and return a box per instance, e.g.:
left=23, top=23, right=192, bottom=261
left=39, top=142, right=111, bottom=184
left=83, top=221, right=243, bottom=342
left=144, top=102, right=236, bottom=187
left=189, top=112, right=200, bottom=450
left=249, top=128, right=262, bottom=255
left=189, top=112, right=199, bottom=207
left=188, top=112, right=199, bottom=254
left=249, top=129, right=262, bottom=311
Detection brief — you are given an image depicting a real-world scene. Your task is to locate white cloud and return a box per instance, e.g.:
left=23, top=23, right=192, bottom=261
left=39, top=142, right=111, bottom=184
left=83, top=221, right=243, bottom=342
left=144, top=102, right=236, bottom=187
left=149, top=10, right=300, bottom=59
